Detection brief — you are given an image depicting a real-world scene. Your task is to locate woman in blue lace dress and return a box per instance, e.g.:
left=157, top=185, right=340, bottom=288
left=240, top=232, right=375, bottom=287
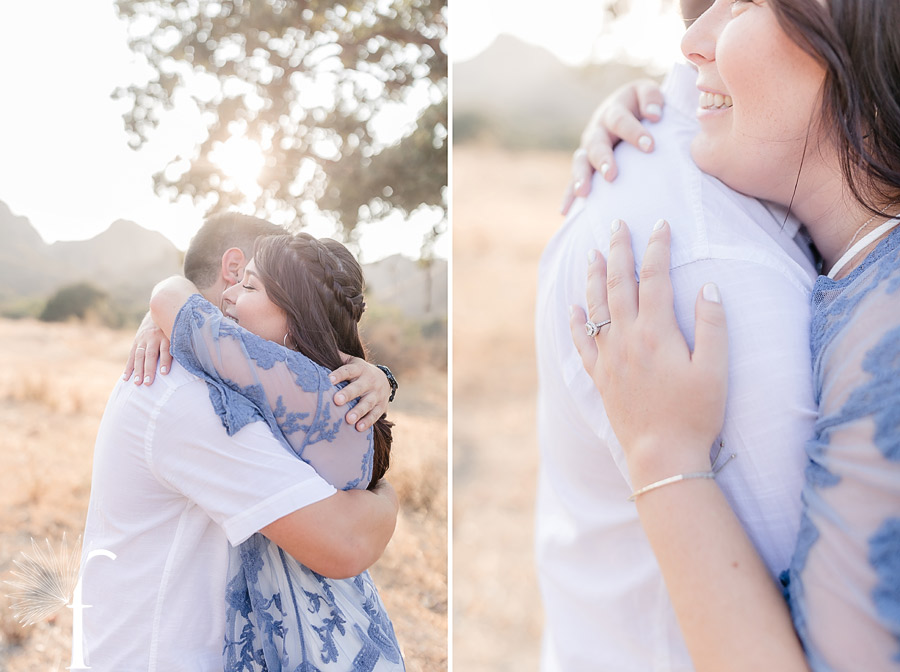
left=150, top=233, right=404, bottom=671
left=569, top=0, right=900, bottom=670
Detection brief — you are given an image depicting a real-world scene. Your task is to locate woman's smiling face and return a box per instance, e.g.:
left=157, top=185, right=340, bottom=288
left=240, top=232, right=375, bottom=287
left=682, top=0, right=828, bottom=205
left=221, top=259, right=290, bottom=345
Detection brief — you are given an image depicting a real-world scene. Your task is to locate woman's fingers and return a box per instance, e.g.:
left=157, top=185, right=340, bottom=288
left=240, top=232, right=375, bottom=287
left=692, top=283, right=729, bottom=384
left=132, top=347, right=146, bottom=385
left=560, top=149, right=594, bottom=215
left=585, top=248, right=610, bottom=327
left=637, top=220, right=676, bottom=327
left=606, top=220, right=638, bottom=323
left=635, top=81, right=665, bottom=122
left=584, top=132, right=617, bottom=184
left=601, top=103, right=654, bottom=156
left=159, top=337, right=172, bottom=376
left=569, top=304, right=599, bottom=375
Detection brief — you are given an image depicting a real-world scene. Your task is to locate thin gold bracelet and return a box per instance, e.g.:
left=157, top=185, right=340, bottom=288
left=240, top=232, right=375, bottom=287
left=627, top=441, right=737, bottom=502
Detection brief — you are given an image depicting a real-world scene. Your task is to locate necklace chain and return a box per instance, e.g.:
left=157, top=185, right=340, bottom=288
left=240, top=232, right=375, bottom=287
left=836, top=203, right=899, bottom=262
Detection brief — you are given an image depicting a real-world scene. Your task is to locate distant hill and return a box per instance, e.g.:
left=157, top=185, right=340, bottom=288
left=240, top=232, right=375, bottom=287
left=0, top=201, right=446, bottom=323
left=454, top=35, right=658, bottom=149
left=0, top=202, right=182, bottom=315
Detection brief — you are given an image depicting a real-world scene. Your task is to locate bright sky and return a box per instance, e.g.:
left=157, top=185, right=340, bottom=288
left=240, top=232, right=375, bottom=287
left=0, top=2, right=446, bottom=262
left=451, top=0, right=684, bottom=69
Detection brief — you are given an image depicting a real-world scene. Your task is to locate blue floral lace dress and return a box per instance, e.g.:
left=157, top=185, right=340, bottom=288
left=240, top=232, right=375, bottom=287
left=170, top=295, right=404, bottom=672
left=787, top=226, right=900, bottom=670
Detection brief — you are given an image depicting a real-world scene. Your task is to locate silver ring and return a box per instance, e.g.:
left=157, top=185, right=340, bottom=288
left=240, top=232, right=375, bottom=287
left=585, top=318, right=611, bottom=337
left=135, top=347, right=146, bottom=351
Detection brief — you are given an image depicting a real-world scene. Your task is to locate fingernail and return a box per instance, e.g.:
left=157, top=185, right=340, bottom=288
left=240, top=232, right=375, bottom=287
left=600, top=162, right=610, bottom=178
left=569, top=305, right=575, bottom=317
left=348, top=413, right=357, bottom=422
left=703, top=283, right=721, bottom=304
left=329, top=374, right=336, bottom=383
left=122, top=373, right=129, bottom=380
left=335, top=393, right=345, bottom=404
left=638, top=135, right=652, bottom=152
left=646, top=103, right=662, bottom=118
left=160, top=366, right=168, bottom=375
left=587, top=249, right=598, bottom=263
left=574, top=180, right=583, bottom=193
left=653, top=219, right=666, bottom=231
left=611, top=219, right=621, bottom=233
left=134, top=375, right=141, bottom=384
left=143, top=376, right=151, bottom=385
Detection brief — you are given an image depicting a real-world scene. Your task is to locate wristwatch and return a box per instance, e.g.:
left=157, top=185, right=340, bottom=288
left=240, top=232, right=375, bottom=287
left=376, top=364, right=398, bottom=403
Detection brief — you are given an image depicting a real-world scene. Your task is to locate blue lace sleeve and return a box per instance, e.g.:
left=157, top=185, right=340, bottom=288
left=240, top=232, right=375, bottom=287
left=788, top=230, right=900, bottom=671
left=170, top=294, right=372, bottom=491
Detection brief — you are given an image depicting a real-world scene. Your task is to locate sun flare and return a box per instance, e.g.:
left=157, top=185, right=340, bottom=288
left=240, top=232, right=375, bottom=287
left=210, top=136, right=265, bottom=198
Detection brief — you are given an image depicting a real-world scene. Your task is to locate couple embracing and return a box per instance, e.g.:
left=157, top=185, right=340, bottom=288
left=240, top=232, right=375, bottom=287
left=80, top=213, right=405, bottom=671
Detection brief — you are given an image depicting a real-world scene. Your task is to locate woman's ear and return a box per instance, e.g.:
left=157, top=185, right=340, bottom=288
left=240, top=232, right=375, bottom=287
left=221, top=247, right=246, bottom=286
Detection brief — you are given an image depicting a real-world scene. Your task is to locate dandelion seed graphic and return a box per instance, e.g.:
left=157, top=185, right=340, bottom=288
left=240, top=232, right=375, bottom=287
left=5, top=534, right=82, bottom=626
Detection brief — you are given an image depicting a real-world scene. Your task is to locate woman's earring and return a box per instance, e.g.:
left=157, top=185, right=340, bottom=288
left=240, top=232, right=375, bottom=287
left=283, top=333, right=292, bottom=349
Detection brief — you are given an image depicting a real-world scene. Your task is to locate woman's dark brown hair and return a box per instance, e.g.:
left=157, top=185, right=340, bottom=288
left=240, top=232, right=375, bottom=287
left=253, top=232, right=392, bottom=490
left=770, top=0, right=900, bottom=215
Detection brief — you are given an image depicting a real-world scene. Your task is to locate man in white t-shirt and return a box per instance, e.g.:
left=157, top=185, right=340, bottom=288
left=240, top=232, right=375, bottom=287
left=79, top=214, right=397, bottom=670
left=535, top=3, right=819, bottom=669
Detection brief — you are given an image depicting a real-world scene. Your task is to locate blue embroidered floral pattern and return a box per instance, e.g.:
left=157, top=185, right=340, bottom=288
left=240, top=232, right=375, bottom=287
left=172, top=295, right=404, bottom=671
left=788, top=228, right=900, bottom=670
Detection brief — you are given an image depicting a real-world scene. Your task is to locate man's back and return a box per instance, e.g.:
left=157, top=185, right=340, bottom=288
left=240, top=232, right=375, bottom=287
left=534, top=62, right=818, bottom=671
left=81, top=362, right=335, bottom=670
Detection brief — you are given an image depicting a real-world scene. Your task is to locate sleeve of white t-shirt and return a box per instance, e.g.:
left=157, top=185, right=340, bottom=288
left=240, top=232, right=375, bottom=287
left=147, top=380, right=338, bottom=546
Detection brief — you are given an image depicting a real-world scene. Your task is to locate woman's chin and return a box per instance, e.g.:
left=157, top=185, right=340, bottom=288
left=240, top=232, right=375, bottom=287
left=690, top=136, right=759, bottom=199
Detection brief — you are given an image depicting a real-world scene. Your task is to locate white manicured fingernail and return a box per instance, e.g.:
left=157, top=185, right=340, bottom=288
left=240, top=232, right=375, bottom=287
left=611, top=219, right=622, bottom=233
left=646, top=103, right=662, bottom=118
left=653, top=219, right=666, bottom=231
left=600, top=162, right=610, bottom=178
left=638, top=135, right=652, bottom=152
left=703, top=283, right=721, bottom=304
left=587, top=249, right=598, bottom=263
left=160, top=366, right=168, bottom=374
left=134, top=375, right=141, bottom=383
left=143, top=376, right=151, bottom=385
left=574, top=180, right=583, bottom=192
left=569, top=305, right=575, bottom=317
left=123, top=373, right=129, bottom=380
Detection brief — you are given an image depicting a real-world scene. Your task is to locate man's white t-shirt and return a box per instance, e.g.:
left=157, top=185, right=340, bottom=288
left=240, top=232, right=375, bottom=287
left=535, top=62, right=819, bottom=671
left=80, top=361, right=337, bottom=671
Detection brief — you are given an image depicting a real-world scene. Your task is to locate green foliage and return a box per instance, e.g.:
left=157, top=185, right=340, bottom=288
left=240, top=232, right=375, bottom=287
left=39, top=283, right=124, bottom=328
left=113, top=0, right=447, bottom=250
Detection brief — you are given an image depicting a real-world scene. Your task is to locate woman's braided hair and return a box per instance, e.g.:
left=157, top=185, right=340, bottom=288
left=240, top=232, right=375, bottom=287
left=253, top=233, right=392, bottom=489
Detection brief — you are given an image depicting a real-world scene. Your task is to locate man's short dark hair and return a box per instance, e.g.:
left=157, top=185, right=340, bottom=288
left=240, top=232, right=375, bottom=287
left=183, top=213, right=283, bottom=289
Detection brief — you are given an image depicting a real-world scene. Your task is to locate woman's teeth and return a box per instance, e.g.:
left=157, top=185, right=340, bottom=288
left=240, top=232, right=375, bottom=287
left=699, top=92, right=733, bottom=110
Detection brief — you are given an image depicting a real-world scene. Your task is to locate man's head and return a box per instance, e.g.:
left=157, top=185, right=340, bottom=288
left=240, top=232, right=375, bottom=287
left=183, top=213, right=283, bottom=302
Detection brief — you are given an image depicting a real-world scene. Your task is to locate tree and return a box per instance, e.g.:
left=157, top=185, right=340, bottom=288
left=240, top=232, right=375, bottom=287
left=113, top=0, right=447, bottom=250
left=40, top=283, right=120, bottom=327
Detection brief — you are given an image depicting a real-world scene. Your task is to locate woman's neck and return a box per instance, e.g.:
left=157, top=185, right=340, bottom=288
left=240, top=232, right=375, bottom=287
left=783, top=161, right=897, bottom=279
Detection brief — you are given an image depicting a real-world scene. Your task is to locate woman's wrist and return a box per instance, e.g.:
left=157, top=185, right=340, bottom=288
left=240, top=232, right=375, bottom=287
left=624, top=436, right=715, bottom=492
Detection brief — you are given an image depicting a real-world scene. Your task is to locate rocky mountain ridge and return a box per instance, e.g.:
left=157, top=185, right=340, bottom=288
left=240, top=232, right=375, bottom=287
left=0, top=201, right=446, bottom=321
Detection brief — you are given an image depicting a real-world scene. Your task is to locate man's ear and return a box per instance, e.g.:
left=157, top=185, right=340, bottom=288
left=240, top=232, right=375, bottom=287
left=221, top=247, right=246, bottom=286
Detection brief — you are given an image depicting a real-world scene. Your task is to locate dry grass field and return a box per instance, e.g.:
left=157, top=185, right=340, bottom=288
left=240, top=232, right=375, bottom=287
left=453, top=145, right=570, bottom=671
left=0, top=317, right=447, bottom=671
